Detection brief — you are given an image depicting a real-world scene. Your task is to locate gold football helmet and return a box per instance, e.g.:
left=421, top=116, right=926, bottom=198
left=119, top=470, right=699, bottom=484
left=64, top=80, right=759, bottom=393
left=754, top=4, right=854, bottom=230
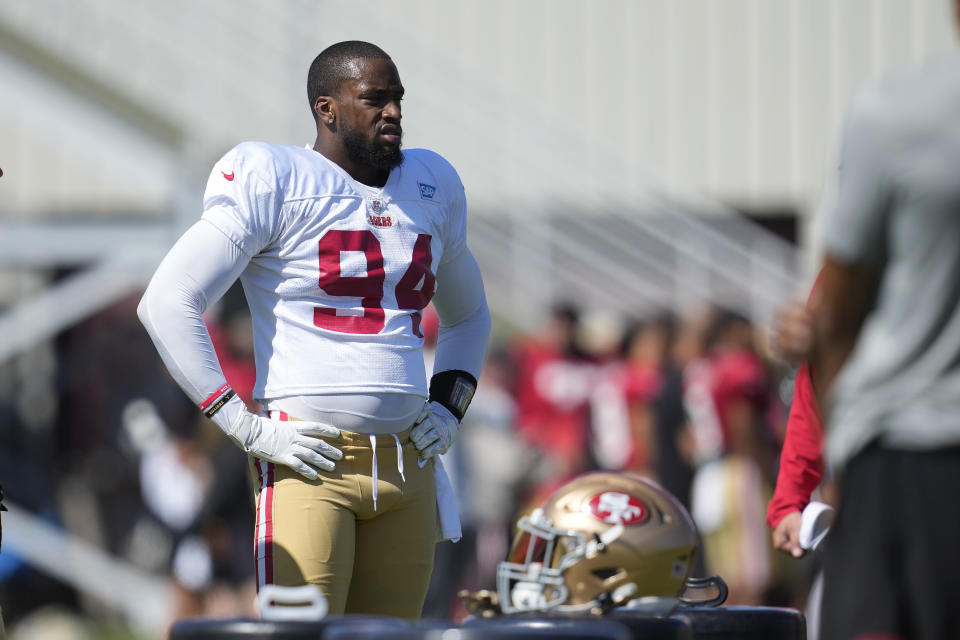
left=497, top=471, right=699, bottom=614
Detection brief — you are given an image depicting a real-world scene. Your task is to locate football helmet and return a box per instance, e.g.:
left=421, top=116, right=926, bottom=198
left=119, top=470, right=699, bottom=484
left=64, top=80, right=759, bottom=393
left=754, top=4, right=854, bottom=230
left=497, top=472, right=698, bottom=614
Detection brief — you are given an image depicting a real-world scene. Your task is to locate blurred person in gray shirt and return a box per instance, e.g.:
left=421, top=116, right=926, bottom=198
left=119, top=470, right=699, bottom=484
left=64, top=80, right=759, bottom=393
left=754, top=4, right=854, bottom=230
left=812, top=4, right=960, bottom=639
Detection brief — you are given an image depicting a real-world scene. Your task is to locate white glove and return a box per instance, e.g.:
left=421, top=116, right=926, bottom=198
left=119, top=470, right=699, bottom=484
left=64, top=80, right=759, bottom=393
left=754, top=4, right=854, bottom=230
left=225, top=407, right=343, bottom=480
left=410, top=401, right=460, bottom=461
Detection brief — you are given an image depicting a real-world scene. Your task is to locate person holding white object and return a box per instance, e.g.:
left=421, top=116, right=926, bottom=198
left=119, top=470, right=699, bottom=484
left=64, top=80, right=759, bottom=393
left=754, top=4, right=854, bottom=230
left=767, top=283, right=828, bottom=561
left=797, top=502, right=834, bottom=553
left=138, top=41, right=490, bottom=620
left=767, top=288, right=831, bottom=640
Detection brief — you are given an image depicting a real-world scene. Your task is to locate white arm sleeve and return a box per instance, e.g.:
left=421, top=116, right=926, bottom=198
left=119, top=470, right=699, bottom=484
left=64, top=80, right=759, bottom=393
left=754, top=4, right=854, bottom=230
left=431, top=247, right=491, bottom=379
left=137, top=219, right=250, bottom=430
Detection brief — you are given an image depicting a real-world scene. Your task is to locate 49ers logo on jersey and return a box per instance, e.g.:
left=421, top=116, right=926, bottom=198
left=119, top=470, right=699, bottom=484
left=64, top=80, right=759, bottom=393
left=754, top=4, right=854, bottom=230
left=367, top=197, right=392, bottom=227
left=587, top=491, right=648, bottom=525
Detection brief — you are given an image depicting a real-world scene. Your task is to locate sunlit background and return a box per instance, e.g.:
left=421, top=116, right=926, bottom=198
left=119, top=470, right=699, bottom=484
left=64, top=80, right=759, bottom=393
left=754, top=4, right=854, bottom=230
left=0, top=1, right=955, bottom=638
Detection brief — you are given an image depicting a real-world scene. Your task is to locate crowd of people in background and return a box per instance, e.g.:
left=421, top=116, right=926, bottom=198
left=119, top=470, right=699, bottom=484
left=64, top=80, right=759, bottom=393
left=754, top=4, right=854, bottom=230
left=439, top=300, right=806, bottom=617
left=0, top=287, right=816, bottom=635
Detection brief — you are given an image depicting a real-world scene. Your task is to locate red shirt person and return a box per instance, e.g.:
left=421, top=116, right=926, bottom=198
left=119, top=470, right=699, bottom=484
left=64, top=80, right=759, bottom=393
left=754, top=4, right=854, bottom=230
left=766, top=282, right=825, bottom=558
left=766, top=358, right=823, bottom=557
left=511, top=304, right=595, bottom=499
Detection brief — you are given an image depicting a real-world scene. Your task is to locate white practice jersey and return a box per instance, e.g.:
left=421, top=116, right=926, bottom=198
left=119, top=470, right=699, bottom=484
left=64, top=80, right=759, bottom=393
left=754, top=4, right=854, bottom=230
left=201, top=142, right=468, bottom=402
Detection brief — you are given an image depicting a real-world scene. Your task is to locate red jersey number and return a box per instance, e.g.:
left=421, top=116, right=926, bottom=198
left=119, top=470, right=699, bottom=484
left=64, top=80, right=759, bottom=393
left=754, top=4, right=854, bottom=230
left=395, top=233, right=436, bottom=338
left=314, top=230, right=435, bottom=336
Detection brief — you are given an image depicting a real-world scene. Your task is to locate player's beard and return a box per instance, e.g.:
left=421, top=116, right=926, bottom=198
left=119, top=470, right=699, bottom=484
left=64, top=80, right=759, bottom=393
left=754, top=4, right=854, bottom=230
left=341, top=123, right=403, bottom=172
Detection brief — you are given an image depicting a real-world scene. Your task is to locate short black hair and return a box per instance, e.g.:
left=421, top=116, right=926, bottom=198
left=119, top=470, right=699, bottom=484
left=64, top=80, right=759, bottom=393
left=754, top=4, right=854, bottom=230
left=307, top=41, right=392, bottom=119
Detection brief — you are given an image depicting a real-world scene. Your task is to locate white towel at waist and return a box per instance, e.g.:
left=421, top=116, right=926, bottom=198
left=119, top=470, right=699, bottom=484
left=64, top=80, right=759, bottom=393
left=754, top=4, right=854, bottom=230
left=433, top=457, right=462, bottom=542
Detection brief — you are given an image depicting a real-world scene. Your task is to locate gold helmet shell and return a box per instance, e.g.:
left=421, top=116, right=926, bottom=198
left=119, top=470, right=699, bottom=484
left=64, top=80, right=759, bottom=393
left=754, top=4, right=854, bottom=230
left=498, top=471, right=698, bottom=614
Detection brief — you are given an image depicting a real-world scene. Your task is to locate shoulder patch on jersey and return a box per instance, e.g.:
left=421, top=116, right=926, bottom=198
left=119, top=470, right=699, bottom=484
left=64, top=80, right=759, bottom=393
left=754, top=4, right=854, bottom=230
left=418, top=182, right=437, bottom=200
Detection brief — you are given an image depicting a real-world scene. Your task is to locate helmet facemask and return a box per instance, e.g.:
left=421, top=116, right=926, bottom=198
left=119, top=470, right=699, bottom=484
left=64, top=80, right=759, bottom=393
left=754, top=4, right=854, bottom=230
left=496, top=473, right=700, bottom=616
left=497, top=508, right=624, bottom=614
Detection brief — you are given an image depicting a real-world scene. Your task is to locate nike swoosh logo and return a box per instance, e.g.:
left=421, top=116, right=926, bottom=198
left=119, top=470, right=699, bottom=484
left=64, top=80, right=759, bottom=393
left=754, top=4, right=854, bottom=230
left=418, top=458, right=428, bottom=469
left=222, top=171, right=235, bottom=181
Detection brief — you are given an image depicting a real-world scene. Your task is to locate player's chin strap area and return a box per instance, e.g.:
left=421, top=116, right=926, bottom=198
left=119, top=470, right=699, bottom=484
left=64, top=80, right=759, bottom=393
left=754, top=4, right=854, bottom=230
left=678, top=574, right=729, bottom=607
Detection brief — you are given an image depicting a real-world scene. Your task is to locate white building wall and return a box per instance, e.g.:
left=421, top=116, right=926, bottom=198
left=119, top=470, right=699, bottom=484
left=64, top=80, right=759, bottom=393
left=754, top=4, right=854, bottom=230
left=0, top=0, right=954, bottom=223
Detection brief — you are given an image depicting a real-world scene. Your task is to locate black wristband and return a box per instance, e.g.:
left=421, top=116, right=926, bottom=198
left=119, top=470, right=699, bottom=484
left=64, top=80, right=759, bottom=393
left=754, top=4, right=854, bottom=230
left=202, top=388, right=236, bottom=419
left=429, top=370, right=478, bottom=422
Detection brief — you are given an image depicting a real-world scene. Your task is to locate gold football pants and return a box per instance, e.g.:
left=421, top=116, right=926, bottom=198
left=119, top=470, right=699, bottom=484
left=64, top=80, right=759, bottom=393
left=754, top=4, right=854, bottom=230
left=250, top=413, right=438, bottom=619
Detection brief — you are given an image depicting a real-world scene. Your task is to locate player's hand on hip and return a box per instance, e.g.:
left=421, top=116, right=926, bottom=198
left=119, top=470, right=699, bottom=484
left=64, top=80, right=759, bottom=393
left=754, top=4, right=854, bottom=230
left=226, top=409, right=343, bottom=480
left=771, top=510, right=805, bottom=558
left=410, top=401, right=460, bottom=461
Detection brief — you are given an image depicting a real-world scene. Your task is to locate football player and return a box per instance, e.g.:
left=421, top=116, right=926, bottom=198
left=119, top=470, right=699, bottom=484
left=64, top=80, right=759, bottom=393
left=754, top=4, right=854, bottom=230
left=139, top=41, right=491, bottom=619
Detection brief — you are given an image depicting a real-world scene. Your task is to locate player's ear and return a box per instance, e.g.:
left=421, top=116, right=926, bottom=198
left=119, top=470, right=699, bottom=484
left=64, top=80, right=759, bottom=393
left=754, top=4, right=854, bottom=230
left=314, top=96, right=336, bottom=125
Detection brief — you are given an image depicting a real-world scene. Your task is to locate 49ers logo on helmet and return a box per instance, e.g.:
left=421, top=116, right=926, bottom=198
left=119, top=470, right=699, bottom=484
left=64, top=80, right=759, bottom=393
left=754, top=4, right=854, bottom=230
left=587, top=491, right=648, bottom=525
